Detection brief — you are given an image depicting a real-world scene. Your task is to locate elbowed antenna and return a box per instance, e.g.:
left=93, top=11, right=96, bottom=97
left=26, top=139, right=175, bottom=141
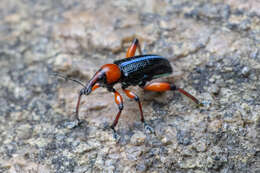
left=51, top=73, right=85, bottom=87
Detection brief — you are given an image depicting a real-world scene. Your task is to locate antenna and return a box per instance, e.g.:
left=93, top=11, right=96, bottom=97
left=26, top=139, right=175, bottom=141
left=50, top=73, right=85, bottom=87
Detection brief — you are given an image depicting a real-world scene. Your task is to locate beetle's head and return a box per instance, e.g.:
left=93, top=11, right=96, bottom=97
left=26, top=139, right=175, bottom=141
left=82, top=64, right=121, bottom=95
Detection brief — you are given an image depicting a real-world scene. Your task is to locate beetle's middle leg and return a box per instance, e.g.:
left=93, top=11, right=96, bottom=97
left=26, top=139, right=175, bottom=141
left=110, top=89, right=124, bottom=140
left=126, top=38, right=142, bottom=58
left=123, top=89, right=155, bottom=134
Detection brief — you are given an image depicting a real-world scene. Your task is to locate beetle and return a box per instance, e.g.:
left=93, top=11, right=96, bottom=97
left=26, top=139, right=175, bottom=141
left=71, top=38, right=201, bottom=138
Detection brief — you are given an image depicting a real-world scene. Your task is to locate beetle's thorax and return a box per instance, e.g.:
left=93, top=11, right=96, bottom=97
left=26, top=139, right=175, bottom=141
left=100, top=64, right=121, bottom=84
left=86, top=64, right=121, bottom=90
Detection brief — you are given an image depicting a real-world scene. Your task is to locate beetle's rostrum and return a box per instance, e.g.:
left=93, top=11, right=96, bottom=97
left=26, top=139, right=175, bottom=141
left=74, top=38, right=201, bottom=138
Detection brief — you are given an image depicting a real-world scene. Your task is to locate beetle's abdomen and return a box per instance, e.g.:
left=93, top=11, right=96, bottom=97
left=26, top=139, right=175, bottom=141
left=114, top=55, right=172, bottom=86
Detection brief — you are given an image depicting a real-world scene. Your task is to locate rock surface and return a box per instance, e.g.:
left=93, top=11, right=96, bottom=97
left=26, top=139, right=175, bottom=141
left=0, top=0, right=259, bottom=172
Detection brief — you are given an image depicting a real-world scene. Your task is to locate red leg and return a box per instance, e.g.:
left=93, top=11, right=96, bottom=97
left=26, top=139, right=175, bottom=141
left=111, top=90, right=124, bottom=130
left=143, top=82, right=201, bottom=105
left=123, top=88, right=155, bottom=134
left=126, top=38, right=142, bottom=58
left=75, top=83, right=100, bottom=121
left=123, top=89, right=144, bottom=123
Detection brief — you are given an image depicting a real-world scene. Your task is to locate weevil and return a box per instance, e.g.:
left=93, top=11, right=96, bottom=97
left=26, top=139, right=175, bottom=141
left=66, top=38, right=202, bottom=138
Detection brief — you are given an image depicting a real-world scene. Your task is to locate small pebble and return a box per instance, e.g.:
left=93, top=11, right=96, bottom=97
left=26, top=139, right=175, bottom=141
left=130, top=131, right=146, bottom=146
left=208, top=84, right=220, bottom=95
left=241, top=66, right=250, bottom=77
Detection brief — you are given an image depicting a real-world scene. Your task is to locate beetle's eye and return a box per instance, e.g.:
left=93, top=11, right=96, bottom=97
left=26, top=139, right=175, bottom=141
left=98, top=74, right=106, bottom=83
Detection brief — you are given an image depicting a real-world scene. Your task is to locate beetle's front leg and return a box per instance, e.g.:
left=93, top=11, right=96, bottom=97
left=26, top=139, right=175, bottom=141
left=63, top=89, right=85, bottom=129
left=73, top=83, right=100, bottom=125
left=53, top=73, right=102, bottom=127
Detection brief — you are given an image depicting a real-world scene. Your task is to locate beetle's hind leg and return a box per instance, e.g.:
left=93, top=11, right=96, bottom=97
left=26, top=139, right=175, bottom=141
left=142, top=82, right=202, bottom=106
left=123, top=89, right=155, bottom=134
left=126, top=38, right=142, bottom=58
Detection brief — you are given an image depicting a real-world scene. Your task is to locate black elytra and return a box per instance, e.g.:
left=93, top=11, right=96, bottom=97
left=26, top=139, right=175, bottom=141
left=114, top=54, right=172, bottom=87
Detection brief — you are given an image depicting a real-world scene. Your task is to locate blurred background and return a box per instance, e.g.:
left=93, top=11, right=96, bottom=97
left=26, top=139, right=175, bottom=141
left=0, top=0, right=259, bottom=172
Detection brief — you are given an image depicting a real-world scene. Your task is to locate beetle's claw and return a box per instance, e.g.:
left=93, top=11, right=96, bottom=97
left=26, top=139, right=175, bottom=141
left=111, top=127, right=121, bottom=142
left=76, top=119, right=83, bottom=126
left=144, top=122, right=155, bottom=135
left=113, top=132, right=121, bottom=142
left=72, top=113, right=83, bottom=126
left=64, top=119, right=82, bottom=129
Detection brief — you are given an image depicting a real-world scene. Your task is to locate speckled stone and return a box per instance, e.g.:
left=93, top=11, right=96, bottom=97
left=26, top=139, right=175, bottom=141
left=130, top=131, right=146, bottom=146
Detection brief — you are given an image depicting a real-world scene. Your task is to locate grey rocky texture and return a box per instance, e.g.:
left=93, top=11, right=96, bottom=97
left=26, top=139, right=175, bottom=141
left=0, top=0, right=260, bottom=172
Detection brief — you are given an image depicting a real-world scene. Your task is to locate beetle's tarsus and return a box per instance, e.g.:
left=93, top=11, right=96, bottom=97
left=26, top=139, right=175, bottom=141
left=111, top=127, right=121, bottom=142
left=76, top=119, right=83, bottom=126
left=113, top=131, right=120, bottom=142
left=144, top=122, right=155, bottom=135
left=73, top=111, right=82, bottom=124
left=64, top=119, right=82, bottom=129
